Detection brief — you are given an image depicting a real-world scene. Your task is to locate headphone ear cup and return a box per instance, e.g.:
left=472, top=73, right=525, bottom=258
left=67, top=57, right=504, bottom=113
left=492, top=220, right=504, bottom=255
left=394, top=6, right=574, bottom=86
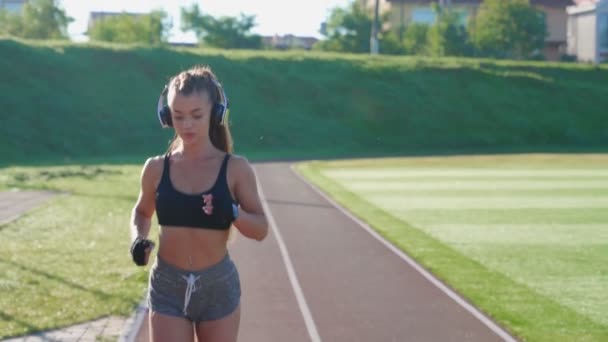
left=157, top=84, right=171, bottom=128
left=212, top=103, right=225, bottom=125
left=160, top=105, right=172, bottom=127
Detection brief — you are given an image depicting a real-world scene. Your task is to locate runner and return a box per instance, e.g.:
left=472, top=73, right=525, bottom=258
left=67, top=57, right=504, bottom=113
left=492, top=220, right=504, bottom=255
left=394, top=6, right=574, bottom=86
left=129, top=65, right=268, bottom=341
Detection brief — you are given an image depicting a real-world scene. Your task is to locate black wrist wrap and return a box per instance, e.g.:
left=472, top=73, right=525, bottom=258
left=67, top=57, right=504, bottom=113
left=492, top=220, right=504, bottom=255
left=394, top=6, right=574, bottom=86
left=130, top=237, right=151, bottom=266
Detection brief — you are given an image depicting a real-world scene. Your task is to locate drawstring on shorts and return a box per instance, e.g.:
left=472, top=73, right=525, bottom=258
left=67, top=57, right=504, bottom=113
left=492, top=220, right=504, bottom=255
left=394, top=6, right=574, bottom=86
left=181, top=273, right=200, bottom=315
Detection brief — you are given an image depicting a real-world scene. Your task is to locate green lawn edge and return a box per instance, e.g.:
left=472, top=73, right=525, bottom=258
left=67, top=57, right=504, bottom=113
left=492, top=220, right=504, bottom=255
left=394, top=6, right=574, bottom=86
left=294, top=161, right=608, bottom=342
left=0, top=165, right=150, bottom=339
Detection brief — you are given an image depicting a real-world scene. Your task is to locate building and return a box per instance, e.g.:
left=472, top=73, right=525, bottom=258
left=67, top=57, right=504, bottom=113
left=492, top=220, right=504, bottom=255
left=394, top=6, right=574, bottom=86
left=359, top=0, right=572, bottom=60
left=567, top=0, right=608, bottom=63
left=262, top=34, right=319, bottom=50
left=0, top=0, right=26, bottom=13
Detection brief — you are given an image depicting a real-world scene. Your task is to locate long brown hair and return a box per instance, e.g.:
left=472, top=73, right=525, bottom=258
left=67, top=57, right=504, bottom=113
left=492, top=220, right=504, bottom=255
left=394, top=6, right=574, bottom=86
left=166, top=65, right=233, bottom=153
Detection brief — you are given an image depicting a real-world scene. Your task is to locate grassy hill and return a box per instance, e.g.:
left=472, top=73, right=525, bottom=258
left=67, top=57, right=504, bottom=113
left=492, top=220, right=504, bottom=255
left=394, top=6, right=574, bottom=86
left=1, top=38, right=607, bottom=166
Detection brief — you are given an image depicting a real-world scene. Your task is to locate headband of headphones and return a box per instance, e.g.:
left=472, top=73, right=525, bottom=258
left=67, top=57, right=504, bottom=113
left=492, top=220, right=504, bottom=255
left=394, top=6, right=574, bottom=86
left=157, top=78, right=230, bottom=128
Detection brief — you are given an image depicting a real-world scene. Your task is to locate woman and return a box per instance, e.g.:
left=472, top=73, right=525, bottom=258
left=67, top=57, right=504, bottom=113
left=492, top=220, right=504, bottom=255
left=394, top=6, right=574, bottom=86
left=129, top=65, right=268, bottom=341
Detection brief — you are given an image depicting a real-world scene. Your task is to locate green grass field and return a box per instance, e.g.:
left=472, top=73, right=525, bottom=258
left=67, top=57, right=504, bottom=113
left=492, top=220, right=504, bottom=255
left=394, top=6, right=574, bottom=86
left=296, top=153, right=608, bottom=341
left=0, top=164, right=150, bottom=338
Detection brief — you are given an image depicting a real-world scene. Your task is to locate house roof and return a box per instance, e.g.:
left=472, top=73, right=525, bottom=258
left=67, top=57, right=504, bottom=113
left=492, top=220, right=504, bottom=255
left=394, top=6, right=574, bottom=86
left=572, top=0, right=599, bottom=4
left=386, top=0, right=573, bottom=7
left=262, top=34, right=319, bottom=49
left=89, top=11, right=145, bottom=20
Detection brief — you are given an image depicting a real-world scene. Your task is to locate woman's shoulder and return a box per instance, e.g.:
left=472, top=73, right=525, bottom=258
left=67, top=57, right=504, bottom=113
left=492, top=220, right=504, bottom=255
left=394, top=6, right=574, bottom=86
left=143, top=154, right=166, bottom=170
left=226, top=153, right=254, bottom=177
left=227, top=153, right=250, bottom=168
left=140, top=154, right=166, bottom=183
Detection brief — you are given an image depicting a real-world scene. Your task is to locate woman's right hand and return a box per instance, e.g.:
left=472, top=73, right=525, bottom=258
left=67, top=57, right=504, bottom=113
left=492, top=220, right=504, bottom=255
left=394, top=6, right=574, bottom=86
left=130, top=237, right=155, bottom=266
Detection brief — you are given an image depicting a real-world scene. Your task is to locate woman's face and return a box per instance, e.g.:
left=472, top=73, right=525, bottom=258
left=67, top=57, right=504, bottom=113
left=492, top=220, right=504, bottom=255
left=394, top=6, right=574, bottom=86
left=168, top=90, right=213, bottom=145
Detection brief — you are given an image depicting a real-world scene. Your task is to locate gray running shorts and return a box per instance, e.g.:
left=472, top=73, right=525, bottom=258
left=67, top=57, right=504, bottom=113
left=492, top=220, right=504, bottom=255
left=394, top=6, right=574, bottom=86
left=147, top=253, right=241, bottom=322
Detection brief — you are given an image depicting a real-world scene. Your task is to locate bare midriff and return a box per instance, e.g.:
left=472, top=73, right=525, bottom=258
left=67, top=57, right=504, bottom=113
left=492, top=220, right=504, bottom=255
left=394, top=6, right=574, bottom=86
left=157, top=226, right=230, bottom=271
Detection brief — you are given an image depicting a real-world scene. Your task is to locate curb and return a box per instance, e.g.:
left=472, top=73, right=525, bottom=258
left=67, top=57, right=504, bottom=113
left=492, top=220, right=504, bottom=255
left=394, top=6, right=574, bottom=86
left=118, top=299, right=148, bottom=342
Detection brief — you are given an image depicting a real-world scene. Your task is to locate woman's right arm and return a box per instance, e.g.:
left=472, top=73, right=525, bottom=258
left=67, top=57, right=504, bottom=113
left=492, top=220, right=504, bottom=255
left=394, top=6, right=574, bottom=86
left=130, top=157, right=163, bottom=243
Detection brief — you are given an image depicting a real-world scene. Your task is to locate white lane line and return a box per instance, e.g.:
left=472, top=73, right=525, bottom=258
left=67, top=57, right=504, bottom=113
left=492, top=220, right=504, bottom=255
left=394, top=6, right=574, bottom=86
left=324, top=169, right=608, bottom=178
left=256, top=170, right=322, bottom=342
left=290, top=165, right=517, bottom=342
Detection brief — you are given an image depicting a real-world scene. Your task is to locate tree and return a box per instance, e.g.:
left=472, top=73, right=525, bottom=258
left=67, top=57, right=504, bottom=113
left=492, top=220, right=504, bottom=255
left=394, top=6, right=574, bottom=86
left=88, top=10, right=171, bottom=44
left=426, top=4, right=471, bottom=57
left=380, top=27, right=407, bottom=55
left=316, top=2, right=374, bottom=53
left=402, top=23, right=429, bottom=55
left=0, top=10, right=23, bottom=36
left=0, top=0, right=72, bottom=40
left=181, top=4, right=262, bottom=49
left=317, top=1, right=402, bottom=54
left=469, top=0, right=546, bottom=59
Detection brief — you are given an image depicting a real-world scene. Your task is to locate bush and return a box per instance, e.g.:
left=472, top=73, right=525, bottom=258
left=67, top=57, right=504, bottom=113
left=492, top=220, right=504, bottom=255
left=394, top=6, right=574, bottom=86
left=469, top=0, right=547, bottom=59
left=560, top=54, right=578, bottom=62
left=427, top=5, right=472, bottom=57
left=403, top=23, right=429, bottom=55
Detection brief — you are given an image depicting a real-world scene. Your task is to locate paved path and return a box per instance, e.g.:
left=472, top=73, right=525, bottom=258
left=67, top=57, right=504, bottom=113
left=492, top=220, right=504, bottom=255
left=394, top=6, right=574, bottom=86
left=0, top=190, right=57, bottom=226
left=134, top=162, right=517, bottom=341
left=1, top=315, right=135, bottom=342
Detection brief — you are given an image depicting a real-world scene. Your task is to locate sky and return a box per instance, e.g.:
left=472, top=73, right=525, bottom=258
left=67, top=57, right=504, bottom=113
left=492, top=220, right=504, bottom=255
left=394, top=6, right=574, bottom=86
left=59, top=0, right=354, bottom=43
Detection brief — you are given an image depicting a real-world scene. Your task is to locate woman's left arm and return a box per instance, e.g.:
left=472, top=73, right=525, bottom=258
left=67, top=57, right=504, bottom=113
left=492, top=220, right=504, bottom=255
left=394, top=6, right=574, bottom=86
left=231, top=156, right=268, bottom=241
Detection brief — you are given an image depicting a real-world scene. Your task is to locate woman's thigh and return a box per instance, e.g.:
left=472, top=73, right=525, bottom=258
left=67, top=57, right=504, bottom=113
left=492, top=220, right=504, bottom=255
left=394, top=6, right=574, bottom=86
left=150, top=310, right=194, bottom=342
left=195, top=304, right=241, bottom=342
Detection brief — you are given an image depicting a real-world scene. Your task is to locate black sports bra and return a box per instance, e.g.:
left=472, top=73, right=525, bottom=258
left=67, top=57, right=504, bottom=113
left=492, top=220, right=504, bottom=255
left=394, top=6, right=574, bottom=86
left=155, top=153, right=237, bottom=230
